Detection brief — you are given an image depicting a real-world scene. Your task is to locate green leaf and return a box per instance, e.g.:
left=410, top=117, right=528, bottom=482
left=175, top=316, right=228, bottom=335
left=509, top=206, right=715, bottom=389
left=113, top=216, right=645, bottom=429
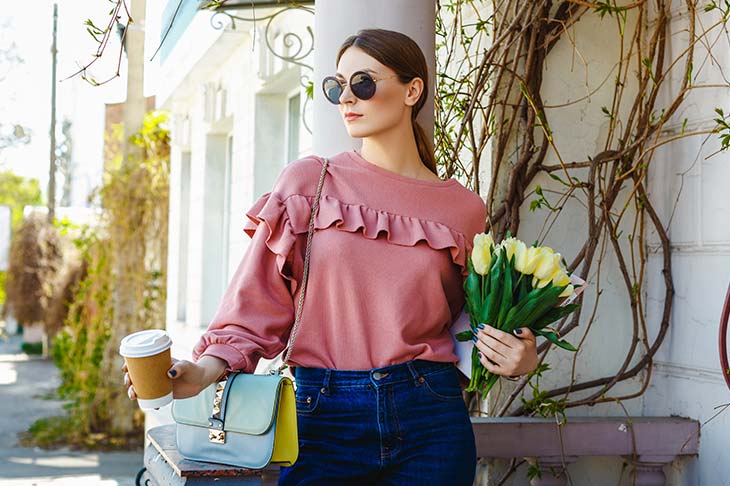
left=485, top=252, right=504, bottom=325
left=531, top=303, right=581, bottom=329
left=549, top=173, right=571, bottom=187
left=503, top=285, right=563, bottom=332
left=533, top=329, right=578, bottom=351
left=521, top=285, right=566, bottom=324
left=455, top=330, right=475, bottom=342
left=464, top=260, right=481, bottom=312
left=305, top=81, right=314, bottom=100
left=497, top=256, right=513, bottom=328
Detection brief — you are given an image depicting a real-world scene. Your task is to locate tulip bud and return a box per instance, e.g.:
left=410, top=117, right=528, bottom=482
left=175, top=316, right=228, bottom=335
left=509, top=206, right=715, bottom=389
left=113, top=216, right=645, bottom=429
left=471, top=233, right=494, bottom=275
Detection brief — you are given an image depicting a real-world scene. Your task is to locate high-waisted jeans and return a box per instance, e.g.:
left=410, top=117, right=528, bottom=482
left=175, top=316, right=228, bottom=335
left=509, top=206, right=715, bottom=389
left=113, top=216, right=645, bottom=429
left=278, top=359, right=477, bottom=485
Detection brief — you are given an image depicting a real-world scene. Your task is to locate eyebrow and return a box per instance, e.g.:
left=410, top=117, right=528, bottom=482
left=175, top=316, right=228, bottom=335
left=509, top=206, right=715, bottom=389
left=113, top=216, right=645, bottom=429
left=335, top=68, right=376, bottom=79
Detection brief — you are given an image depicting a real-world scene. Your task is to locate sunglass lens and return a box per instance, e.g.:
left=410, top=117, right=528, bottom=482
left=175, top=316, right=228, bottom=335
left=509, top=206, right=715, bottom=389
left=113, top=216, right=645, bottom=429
left=350, top=72, right=376, bottom=100
left=322, top=78, right=342, bottom=104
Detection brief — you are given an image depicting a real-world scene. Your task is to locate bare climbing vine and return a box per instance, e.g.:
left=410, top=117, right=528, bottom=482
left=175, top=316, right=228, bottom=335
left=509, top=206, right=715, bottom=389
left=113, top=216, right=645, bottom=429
left=435, top=0, right=729, bottom=418
left=435, top=1, right=730, bottom=481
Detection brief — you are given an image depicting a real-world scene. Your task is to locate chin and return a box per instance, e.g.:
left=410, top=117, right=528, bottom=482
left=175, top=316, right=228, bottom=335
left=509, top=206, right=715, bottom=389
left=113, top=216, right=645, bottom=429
left=345, top=127, right=372, bottom=138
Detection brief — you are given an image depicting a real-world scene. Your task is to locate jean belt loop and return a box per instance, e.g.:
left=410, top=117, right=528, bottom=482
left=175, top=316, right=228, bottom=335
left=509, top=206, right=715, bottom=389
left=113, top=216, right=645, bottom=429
left=406, top=360, right=422, bottom=386
left=322, top=369, right=331, bottom=394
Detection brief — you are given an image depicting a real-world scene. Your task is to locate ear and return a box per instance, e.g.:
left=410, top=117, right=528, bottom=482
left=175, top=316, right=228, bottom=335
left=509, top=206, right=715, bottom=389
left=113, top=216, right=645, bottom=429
left=404, top=77, right=424, bottom=107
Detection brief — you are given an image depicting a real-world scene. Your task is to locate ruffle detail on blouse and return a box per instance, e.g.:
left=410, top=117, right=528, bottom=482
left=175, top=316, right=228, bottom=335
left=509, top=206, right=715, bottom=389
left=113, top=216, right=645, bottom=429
left=243, top=191, right=301, bottom=294
left=243, top=191, right=472, bottom=283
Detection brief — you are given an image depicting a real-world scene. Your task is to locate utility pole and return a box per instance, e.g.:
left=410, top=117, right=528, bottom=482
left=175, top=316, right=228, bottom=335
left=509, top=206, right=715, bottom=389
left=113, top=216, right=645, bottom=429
left=110, top=0, right=148, bottom=433
left=47, top=3, right=58, bottom=223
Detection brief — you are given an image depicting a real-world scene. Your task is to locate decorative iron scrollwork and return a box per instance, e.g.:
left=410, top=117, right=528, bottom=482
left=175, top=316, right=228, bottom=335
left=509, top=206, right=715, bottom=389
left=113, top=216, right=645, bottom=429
left=209, top=4, right=314, bottom=134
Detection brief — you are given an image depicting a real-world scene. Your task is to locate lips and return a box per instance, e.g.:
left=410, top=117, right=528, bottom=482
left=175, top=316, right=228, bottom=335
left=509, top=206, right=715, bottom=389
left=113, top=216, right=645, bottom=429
left=345, top=113, right=363, bottom=120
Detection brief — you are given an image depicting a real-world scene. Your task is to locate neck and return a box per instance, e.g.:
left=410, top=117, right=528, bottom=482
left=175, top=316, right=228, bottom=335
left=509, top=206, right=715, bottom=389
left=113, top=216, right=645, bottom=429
left=359, top=122, right=426, bottom=179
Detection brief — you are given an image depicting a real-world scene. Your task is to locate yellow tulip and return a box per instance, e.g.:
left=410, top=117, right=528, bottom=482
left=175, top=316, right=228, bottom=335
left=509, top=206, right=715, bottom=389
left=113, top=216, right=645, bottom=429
left=500, top=237, right=519, bottom=262
left=551, top=270, right=571, bottom=287
left=512, top=240, right=530, bottom=273
left=471, top=232, right=494, bottom=275
left=518, top=246, right=541, bottom=275
left=532, top=248, right=560, bottom=282
left=559, top=284, right=574, bottom=298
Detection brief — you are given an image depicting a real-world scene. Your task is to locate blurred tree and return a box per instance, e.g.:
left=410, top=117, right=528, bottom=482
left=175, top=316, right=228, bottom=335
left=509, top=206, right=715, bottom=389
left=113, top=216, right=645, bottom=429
left=0, top=171, right=44, bottom=230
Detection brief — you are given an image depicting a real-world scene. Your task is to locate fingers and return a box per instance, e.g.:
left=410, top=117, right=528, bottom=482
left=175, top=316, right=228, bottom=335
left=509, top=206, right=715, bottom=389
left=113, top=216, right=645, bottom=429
left=474, top=329, right=511, bottom=359
left=167, top=358, right=187, bottom=379
left=512, top=327, right=536, bottom=342
left=473, top=325, right=522, bottom=375
left=474, top=341, right=508, bottom=371
left=127, top=385, right=137, bottom=401
left=478, top=324, right=523, bottom=349
left=476, top=349, right=503, bottom=374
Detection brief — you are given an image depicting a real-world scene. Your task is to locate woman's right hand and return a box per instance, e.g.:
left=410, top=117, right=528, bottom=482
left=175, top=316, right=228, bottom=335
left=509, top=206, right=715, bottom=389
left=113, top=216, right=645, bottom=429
left=122, top=355, right=228, bottom=406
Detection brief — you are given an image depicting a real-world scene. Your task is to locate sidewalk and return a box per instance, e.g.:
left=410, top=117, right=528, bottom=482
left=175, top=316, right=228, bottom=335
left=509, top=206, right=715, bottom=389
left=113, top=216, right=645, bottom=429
left=0, top=334, right=143, bottom=486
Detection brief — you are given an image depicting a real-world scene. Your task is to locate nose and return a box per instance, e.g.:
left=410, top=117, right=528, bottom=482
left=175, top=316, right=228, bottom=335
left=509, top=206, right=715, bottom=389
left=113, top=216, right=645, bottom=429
left=339, top=81, right=356, bottom=104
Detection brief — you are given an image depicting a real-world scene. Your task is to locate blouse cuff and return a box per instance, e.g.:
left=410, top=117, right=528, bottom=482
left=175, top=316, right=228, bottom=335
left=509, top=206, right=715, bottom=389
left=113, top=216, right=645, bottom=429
left=198, top=343, right=251, bottom=377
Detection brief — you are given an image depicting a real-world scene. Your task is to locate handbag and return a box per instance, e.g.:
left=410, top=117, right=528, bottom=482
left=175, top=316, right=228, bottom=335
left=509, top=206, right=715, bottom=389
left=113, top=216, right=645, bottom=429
left=171, top=156, right=330, bottom=469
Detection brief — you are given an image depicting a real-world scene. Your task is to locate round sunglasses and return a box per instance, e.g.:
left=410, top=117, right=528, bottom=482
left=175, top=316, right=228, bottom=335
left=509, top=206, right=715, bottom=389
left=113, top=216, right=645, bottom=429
left=321, top=70, right=399, bottom=105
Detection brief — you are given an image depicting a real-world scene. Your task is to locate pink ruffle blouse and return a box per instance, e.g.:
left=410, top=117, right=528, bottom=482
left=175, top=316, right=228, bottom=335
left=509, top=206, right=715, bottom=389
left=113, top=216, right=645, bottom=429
left=191, top=149, right=487, bottom=377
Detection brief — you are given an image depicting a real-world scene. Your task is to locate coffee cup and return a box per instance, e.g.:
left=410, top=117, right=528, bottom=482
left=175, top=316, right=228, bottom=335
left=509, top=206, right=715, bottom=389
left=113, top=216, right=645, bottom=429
left=119, top=329, right=173, bottom=409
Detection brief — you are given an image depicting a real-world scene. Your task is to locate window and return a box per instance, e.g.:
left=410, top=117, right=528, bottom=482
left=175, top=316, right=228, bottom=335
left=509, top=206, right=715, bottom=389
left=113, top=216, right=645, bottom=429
left=287, top=91, right=301, bottom=162
left=177, top=151, right=191, bottom=322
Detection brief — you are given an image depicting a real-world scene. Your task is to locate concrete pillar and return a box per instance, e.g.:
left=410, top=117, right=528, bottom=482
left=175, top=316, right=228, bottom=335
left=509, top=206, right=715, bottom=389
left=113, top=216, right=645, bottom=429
left=312, top=0, right=435, bottom=157
left=623, top=455, right=675, bottom=486
left=529, top=455, right=579, bottom=486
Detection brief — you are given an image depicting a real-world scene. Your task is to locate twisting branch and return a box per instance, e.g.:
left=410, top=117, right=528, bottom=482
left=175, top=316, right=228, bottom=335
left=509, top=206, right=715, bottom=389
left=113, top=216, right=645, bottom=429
left=436, top=0, right=728, bottom=432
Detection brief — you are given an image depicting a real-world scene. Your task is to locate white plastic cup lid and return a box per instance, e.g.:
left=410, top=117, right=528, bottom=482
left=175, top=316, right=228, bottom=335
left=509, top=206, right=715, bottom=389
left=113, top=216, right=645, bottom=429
left=119, top=329, right=172, bottom=358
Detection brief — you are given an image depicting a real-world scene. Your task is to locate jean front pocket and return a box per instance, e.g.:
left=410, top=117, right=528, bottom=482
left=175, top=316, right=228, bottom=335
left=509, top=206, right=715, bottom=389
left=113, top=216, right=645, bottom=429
left=294, top=383, right=323, bottom=414
left=421, top=366, right=464, bottom=402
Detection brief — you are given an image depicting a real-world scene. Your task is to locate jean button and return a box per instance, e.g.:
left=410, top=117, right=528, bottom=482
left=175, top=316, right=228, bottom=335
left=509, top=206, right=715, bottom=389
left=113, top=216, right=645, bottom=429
left=373, top=371, right=382, bottom=380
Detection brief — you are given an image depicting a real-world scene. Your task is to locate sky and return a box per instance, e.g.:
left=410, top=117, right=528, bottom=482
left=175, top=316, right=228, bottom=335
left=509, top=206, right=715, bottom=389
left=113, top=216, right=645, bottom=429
left=0, top=0, right=162, bottom=205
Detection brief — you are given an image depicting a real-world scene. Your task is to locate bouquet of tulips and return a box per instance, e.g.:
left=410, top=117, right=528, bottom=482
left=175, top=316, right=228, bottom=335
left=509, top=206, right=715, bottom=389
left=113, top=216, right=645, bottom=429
left=455, top=232, right=582, bottom=395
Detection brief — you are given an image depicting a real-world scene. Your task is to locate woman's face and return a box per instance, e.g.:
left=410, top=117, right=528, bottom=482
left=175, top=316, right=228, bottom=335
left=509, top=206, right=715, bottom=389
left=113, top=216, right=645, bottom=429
left=333, top=46, right=422, bottom=138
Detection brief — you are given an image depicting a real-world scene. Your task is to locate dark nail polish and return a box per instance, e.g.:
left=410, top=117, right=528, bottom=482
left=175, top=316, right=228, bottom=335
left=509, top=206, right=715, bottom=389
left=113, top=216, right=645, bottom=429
left=478, top=352, right=483, bottom=359
left=472, top=335, right=478, bottom=342
left=478, top=323, right=485, bottom=329
left=169, top=369, right=177, bottom=377
left=514, top=328, right=523, bottom=334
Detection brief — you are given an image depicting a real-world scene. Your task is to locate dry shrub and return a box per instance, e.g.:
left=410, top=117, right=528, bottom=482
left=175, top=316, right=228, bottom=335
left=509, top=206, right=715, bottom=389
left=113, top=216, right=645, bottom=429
left=6, top=212, right=64, bottom=326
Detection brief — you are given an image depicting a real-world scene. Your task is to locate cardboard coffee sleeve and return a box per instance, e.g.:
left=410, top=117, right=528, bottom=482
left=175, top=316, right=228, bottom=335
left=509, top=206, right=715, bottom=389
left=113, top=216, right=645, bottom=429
left=119, top=329, right=173, bottom=409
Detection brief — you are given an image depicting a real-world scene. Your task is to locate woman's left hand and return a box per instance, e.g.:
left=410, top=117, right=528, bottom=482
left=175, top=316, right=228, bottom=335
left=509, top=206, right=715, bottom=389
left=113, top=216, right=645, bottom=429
left=472, top=324, right=538, bottom=378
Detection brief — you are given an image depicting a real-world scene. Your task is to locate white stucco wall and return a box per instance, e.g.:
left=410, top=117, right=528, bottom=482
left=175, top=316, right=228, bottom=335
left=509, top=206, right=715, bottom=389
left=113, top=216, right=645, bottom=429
left=643, top=5, right=730, bottom=485
left=461, top=3, right=728, bottom=485
left=148, top=6, right=313, bottom=432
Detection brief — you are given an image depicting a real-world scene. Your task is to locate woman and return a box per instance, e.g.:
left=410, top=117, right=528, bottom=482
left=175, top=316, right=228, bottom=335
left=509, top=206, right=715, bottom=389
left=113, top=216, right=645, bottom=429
left=123, top=28, right=538, bottom=485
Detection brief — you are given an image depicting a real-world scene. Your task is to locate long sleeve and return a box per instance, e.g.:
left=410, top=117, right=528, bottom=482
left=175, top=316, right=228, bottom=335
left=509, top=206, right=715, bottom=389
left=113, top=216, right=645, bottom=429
left=191, top=190, right=301, bottom=374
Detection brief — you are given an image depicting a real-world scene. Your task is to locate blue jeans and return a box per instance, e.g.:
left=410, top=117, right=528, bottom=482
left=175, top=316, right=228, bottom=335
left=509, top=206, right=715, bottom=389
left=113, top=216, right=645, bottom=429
left=278, top=359, right=477, bottom=485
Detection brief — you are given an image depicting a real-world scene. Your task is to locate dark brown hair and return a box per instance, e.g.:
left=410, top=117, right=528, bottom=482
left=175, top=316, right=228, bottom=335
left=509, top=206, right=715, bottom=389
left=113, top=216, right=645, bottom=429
left=336, top=28, right=437, bottom=176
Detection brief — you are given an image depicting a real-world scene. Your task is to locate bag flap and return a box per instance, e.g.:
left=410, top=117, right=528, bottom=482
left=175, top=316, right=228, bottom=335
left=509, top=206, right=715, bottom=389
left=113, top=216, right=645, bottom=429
left=172, top=373, right=290, bottom=435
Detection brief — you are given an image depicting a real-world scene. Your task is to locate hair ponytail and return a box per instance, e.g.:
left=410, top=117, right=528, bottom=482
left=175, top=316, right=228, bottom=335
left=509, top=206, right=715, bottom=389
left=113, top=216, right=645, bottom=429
left=412, top=118, right=437, bottom=175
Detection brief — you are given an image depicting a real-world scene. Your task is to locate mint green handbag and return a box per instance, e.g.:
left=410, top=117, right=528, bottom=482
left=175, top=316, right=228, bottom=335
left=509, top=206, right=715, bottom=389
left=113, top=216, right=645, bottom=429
left=171, top=156, right=330, bottom=469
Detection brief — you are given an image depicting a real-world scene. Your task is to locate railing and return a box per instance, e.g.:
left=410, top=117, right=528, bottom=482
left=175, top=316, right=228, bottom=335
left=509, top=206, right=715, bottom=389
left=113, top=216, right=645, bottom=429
left=473, top=416, right=700, bottom=486
left=140, top=416, right=699, bottom=485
